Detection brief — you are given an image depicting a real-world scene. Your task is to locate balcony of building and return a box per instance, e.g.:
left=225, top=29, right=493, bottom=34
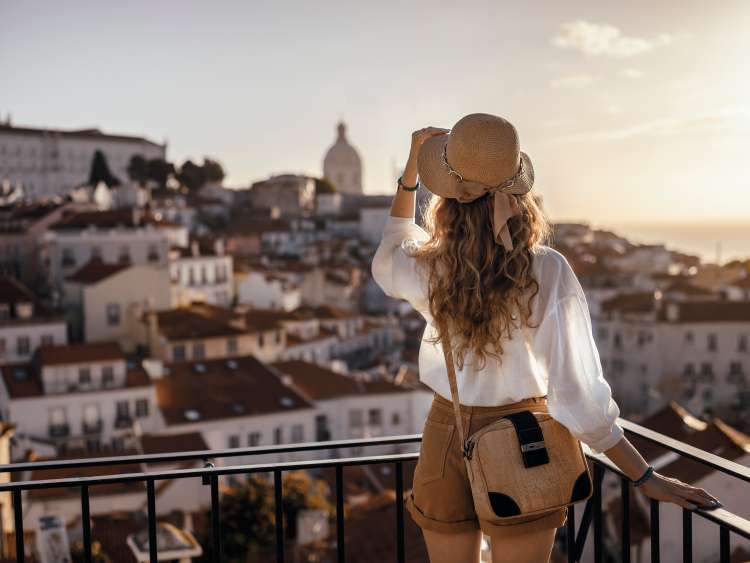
left=0, top=417, right=748, bottom=562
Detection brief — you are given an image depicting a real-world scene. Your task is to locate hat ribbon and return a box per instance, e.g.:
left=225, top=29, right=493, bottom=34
left=441, top=144, right=526, bottom=252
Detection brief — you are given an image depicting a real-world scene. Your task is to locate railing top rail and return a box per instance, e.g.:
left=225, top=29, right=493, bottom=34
left=587, top=451, right=750, bottom=540
left=617, top=417, right=750, bottom=484
left=0, top=452, right=420, bottom=491
left=0, top=433, right=423, bottom=474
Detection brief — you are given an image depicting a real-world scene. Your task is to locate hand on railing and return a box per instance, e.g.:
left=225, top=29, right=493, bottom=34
left=639, top=472, right=722, bottom=511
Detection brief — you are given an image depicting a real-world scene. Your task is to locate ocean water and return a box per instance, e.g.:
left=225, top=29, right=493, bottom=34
left=595, top=221, right=749, bottom=265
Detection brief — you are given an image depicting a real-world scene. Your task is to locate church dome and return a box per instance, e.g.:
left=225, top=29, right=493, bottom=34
left=323, top=121, right=362, bottom=195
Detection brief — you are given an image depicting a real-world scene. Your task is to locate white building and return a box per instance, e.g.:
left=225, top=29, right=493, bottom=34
left=0, top=277, right=67, bottom=365
left=44, top=208, right=188, bottom=289
left=63, top=262, right=172, bottom=348
left=596, top=294, right=750, bottom=426
left=169, top=239, right=233, bottom=307
left=323, top=122, right=363, bottom=195
left=0, top=342, right=159, bottom=459
left=235, top=268, right=302, bottom=311
left=0, top=121, right=166, bottom=198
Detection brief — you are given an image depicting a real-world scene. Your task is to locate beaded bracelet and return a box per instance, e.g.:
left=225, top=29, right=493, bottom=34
left=633, top=465, right=655, bottom=487
left=397, top=175, right=419, bottom=192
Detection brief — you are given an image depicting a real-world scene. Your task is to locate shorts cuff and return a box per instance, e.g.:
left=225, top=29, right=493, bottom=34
left=405, top=492, right=479, bottom=534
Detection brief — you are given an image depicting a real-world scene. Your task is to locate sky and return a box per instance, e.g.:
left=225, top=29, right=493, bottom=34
left=1, top=0, right=749, bottom=224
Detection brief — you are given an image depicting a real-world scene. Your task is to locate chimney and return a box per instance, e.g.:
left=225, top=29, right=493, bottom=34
left=214, top=238, right=225, bottom=256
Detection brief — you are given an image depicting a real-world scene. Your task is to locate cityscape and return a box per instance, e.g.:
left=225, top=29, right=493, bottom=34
left=1, top=2, right=749, bottom=562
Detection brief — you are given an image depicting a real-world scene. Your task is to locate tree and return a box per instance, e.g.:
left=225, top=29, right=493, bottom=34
left=196, top=471, right=333, bottom=561
left=203, top=158, right=225, bottom=184
left=88, top=150, right=121, bottom=187
left=71, top=540, right=112, bottom=563
left=177, top=159, right=207, bottom=192
left=147, top=158, right=175, bottom=189
left=126, top=154, right=150, bottom=185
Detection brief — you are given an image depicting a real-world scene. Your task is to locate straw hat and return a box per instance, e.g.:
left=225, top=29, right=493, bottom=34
left=417, top=113, right=534, bottom=252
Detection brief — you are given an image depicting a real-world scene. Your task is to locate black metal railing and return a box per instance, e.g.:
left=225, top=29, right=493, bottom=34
left=0, top=420, right=748, bottom=562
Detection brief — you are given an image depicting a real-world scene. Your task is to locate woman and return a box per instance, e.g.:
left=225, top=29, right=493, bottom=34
left=371, top=113, right=721, bottom=563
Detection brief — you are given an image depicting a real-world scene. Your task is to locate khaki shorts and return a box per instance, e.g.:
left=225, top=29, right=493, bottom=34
left=406, top=392, right=568, bottom=538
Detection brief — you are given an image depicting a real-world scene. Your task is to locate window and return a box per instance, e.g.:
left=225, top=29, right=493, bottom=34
left=147, top=245, right=159, bottom=262
left=685, top=331, right=694, bottom=344
left=118, top=246, right=130, bottom=264
left=683, top=363, right=695, bottom=377
left=49, top=406, right=67, bottom=426
left=106, top=303, right=121, bottom=326
left=258, top=333, right=265, bottom=348
left=41, top=334, right=54, bottom=347
left=90, top=246, right=102, bottom=261
left=349, top=409, right=363, bottom=428
left=289, top=424, right=305, bottom=443
left=597, top=326, right=608, bottom=341
left=613, top=332, right=622, bottom=349
left=315, top=415, right=330, bottom=441
left=228, top=434, right=240, bottom=449
left=78, top=368, right=91, bottom=386
left=135, top=398, right=149, bottom=418
left=739, top=334, right=748, bottom=353
left=193, top=342, right=205, bottom=359
left=16, top=336, right=30, bottom=356
left=173, top=344, right=186, bottom=361
left=0, top=338, right=6, bottom=357
left=273, top=426, right=283, bottom=445
left=391, top=412, right=401, bottom=426
left=201, top=266, right=207, bottom=285
left=62, top=248, right=75, bottom=267
left=248, top=432, right=261, bottom=447
left=188, top=267, right=195, bottom=286
left=116, top=400, right=130, bottom=419
left=708, top=333, right=718, bottom=352
left=227, top=338, right=238, bottom=355
left=0, top=305, right=9, bottom=320
left=368, top=408, right=382, bottom=427
left=275, top=330, right=282, bottom=344
left=102, top=366, right=115, bottom=387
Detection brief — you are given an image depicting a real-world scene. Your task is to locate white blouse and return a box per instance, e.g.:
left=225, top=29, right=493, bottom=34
left=372, top=215, right=624, bottom=454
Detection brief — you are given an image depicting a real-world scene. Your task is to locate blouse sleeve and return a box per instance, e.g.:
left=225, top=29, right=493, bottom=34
left=536, top=292, right=625, bottom=454
left=371, top=215, right=430, bottom=310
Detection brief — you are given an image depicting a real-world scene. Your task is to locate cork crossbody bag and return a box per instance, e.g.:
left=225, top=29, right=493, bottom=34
left=436, top=319, right=593, bottom=525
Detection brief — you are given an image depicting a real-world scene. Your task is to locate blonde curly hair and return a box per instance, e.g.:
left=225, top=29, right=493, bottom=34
left=412, top=191, right=552, bottom=371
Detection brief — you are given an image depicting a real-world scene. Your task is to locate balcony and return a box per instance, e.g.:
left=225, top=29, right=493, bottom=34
left=47, top=423, right=70, bottom=438
left=113, top=415, right=133, bottom=429
left=1, top=418, right=749, bottom=562
left=82, top=419, right=103, bottom=434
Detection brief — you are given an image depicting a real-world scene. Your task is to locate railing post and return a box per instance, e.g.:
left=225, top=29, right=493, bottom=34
left=593, top=463, right=604, bottom=563
left=336, top=465, right=345, bottom=563
left=720, top=527, right=730, bottom=563
left=80, top=484, right=92, bottom=563
left=650, top=499, right=660, bottom=563
left=621, top=476, right=630, bottom=563
left=146, top=478, right=158, bottom=563
left=210, top=473, right=222, bottom=562
left=395, top=461, right=405, bottom=563
left=566, top=504, right=576, bottom=563
left=13, top=489, right=24, bottom=563
left=274, top=469, right=284, bottom=563
left=682, top=509, right=692, bottom=563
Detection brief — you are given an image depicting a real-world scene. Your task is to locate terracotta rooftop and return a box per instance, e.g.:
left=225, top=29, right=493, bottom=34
left=140, top=432, right=209, bottom=455
left=271, top=360, right=409, bottom=400
left=65, top=259, right=130, bottom=284
left=37, top=341, right=124, bottom=366
left=0, top=276, right=35, bottom=304
left=0, top=122, right=162, bottom=146
left=1, top=362, right=150, bottom=399
left=151, top=307, right=246, bottom=341
left=156, top=355, right=313, bottom=425
left=657, top=300, right=750, bottom=323
left=601, top=292, right=656, bottom=315
left=50, top=208, right=178, bottom=231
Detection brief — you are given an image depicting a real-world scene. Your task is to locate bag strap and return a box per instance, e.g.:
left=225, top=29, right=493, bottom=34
left=436, top=318, right=469, bottom=455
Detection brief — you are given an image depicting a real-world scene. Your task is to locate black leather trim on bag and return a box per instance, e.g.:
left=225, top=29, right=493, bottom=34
left=488, top=492, right=522, bottom=517
left=570, top=470, right=593, bottom=503
left=505, top=411, right=550, bottom=468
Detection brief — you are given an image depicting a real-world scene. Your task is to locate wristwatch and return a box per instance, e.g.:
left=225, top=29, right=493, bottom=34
left=397, top=175, right=419, bottom=192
